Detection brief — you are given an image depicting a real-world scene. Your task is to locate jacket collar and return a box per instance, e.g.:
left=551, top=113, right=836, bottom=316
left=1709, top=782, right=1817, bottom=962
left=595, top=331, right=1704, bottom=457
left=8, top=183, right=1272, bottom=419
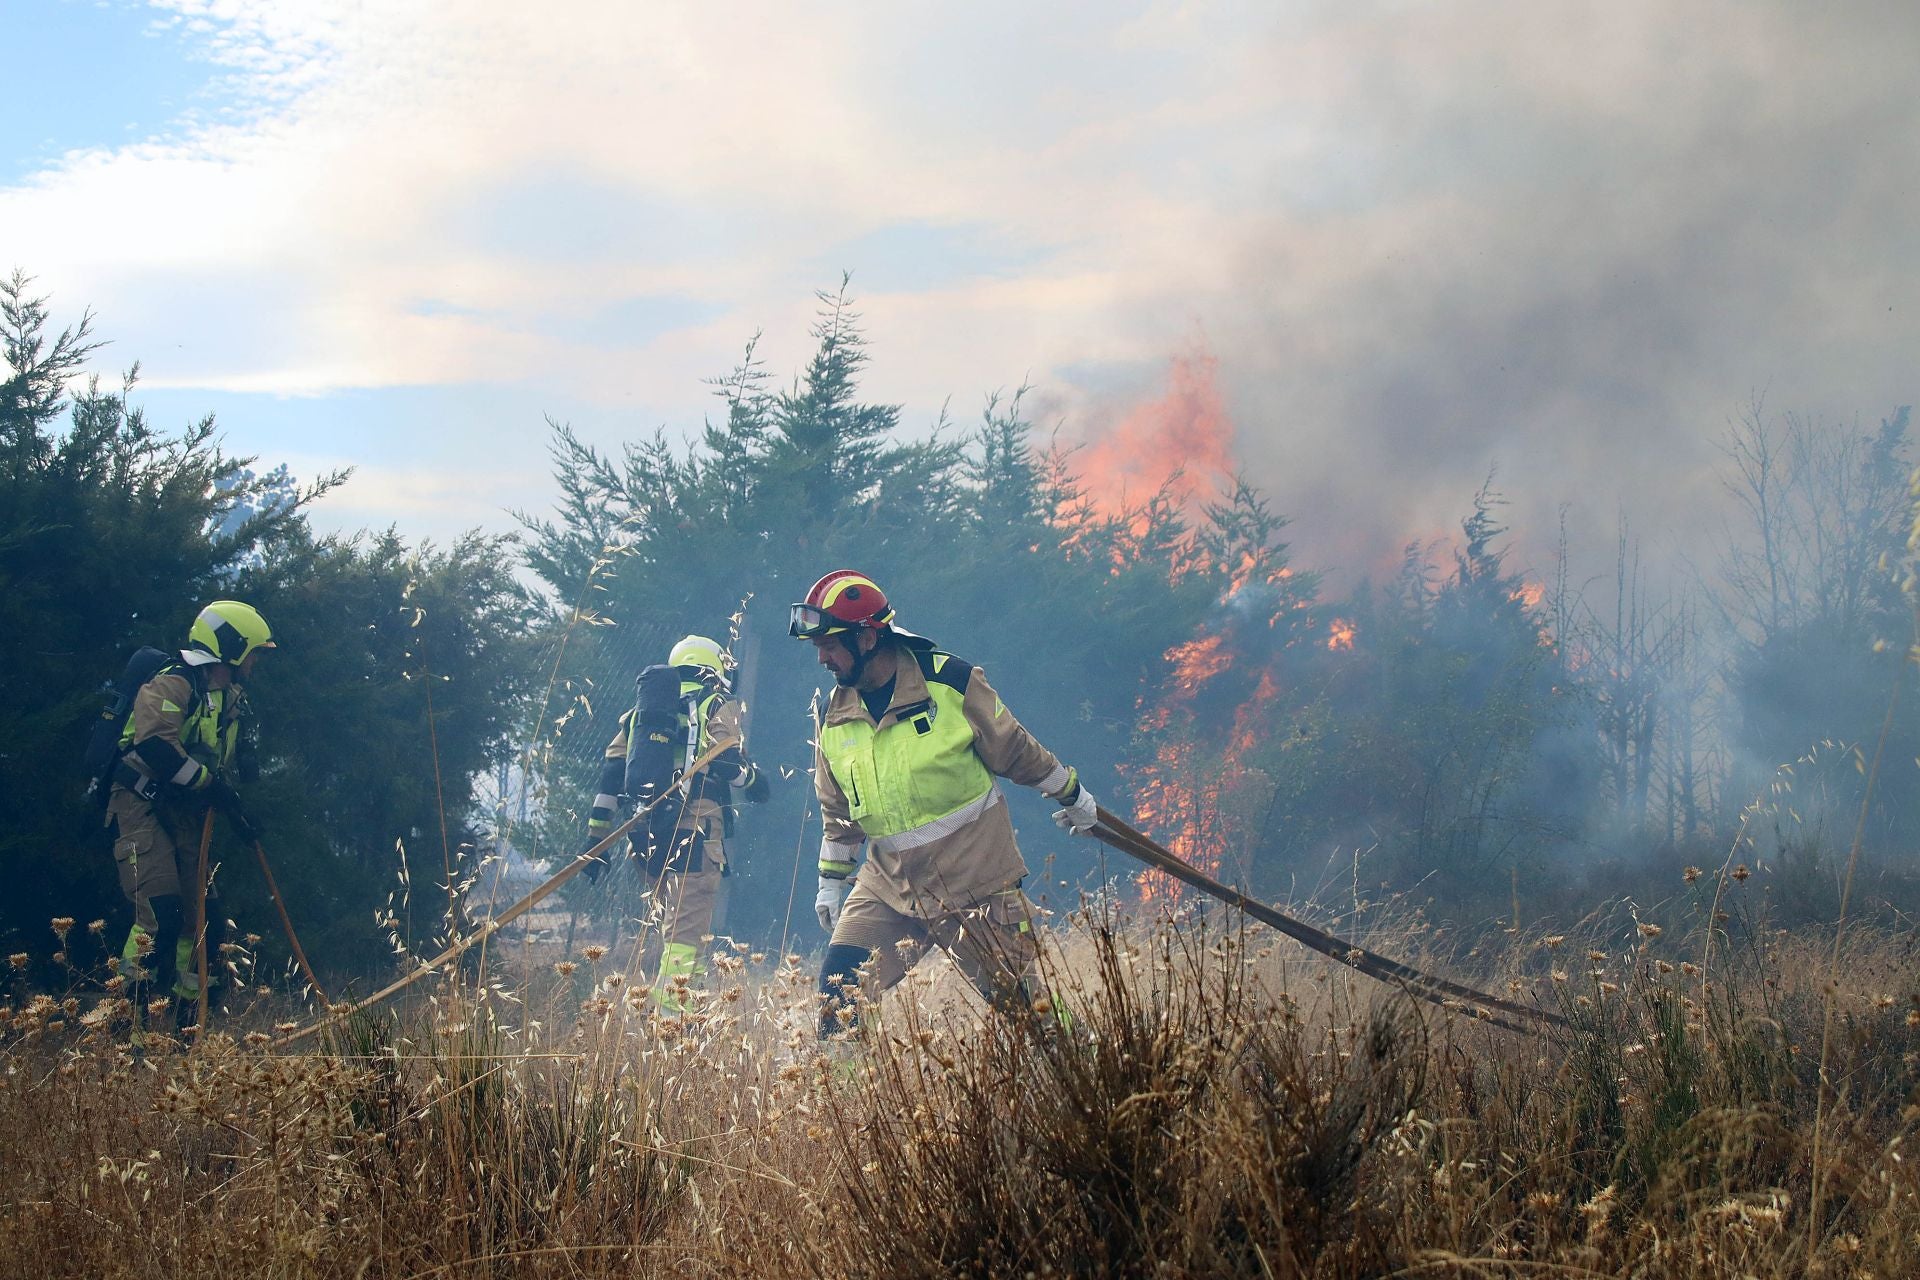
left=822, top=646, right=933, bottom=729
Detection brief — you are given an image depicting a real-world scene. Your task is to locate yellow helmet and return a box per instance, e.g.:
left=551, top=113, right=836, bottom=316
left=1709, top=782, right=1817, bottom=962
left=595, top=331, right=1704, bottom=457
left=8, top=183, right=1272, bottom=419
left=669, top=634, right=729, bottom=687
left=185, top=600, right=276, bottom=667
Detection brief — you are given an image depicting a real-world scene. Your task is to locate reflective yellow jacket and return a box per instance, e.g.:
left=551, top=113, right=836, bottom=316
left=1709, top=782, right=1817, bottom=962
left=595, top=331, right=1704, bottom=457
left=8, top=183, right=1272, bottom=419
left=814, top=644, right=1070, bottom=916
left=115, top=665, right=240, bottom=796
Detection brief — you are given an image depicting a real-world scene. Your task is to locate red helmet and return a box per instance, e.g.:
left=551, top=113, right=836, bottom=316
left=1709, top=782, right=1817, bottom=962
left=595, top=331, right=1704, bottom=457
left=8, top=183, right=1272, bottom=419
left=789, top=570, right=895, bottom=639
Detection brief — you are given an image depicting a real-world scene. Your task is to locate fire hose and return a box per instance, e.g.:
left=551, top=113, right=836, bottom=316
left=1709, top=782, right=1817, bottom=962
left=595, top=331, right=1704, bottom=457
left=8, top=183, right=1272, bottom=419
left=249, top=835, right=333, bottom=1009
left=272, top=736, right=738, bottom=1049
left=182, top=814, right=333, bottom=1041
left=1088, top=805, right=1568, bottom=1037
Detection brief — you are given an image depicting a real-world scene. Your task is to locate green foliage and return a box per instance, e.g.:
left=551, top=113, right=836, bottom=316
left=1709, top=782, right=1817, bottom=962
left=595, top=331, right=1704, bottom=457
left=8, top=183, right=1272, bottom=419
left=233, top=527, right=542, bottom=969
left=1140, top=480, right=1596, bottom=904
left=0, top=272, right=538, bottom=982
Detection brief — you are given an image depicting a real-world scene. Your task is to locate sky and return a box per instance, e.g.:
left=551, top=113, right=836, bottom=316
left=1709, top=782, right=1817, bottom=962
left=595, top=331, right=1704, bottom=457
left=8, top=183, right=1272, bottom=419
left=5, top=0, right=1918, bottom=592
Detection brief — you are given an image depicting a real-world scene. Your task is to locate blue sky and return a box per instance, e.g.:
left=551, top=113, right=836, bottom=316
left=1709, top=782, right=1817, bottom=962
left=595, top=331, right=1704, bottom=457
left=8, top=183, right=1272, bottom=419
left=4, top=0, right=1917, bottom=581
left=4, top=2, right=218, bottom=183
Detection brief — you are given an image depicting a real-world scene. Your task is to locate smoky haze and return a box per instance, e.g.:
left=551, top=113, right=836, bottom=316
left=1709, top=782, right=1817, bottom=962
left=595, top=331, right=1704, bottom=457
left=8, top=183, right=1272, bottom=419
left=1069, top=1, right=1920, bottom=590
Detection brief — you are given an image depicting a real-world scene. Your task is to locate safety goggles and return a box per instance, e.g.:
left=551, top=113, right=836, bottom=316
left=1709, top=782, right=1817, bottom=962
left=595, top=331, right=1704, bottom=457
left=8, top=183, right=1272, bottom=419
left=788, top=604, right=845, bottom=639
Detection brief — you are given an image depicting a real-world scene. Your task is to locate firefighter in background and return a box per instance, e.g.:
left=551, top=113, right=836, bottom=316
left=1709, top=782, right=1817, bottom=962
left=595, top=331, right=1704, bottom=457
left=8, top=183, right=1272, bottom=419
left=583, top=634, right=770, bottom=1006
left=790, top=570, right=1098, bottom=1037
left=106, top=600, right=272, bottom=1031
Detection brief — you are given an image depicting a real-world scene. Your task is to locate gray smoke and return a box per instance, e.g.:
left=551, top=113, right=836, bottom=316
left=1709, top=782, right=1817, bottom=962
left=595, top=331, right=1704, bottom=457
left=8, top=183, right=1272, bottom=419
left=1153, top=1, right=1920, bottom=589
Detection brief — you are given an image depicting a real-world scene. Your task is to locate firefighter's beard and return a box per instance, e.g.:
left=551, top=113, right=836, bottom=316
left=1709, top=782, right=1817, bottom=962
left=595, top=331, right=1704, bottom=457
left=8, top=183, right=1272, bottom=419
left=835, top=636, right=870, bottom=688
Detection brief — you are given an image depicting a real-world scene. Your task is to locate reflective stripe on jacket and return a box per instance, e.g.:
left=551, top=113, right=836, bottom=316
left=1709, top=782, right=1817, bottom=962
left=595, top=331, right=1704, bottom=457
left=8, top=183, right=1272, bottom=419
left=116, top=666, right=238, bottom=793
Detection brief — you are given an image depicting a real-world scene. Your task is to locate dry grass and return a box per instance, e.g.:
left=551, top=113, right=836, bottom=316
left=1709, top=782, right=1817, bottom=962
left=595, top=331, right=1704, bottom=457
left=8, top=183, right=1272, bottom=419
left=3, top=891, right=1919, bottom=1278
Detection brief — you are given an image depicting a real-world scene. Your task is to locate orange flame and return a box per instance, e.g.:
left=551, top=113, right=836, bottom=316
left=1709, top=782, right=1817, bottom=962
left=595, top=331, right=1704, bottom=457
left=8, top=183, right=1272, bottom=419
left=1129, top=633, right=1287, bottom=907
left=1166, top=633, right=1231, bottom=693
left=1073, top=348, right=1234, bottom=521
left=1326, top=618, right=1356, bottom=651
left=1511, top=582, right=1545, bottom=610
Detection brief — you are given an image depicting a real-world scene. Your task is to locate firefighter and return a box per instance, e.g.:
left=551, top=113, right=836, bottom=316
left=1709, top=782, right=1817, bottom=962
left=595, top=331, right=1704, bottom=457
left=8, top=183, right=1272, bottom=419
left=582, top=634, right=769, bottom=1007
left=106, top=600, right=272, bottom=1034
left=789, top=570, right=1098, bottom=1037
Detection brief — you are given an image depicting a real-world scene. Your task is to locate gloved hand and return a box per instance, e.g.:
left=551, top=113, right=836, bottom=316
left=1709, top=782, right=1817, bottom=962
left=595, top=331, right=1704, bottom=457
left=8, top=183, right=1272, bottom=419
left=741, top=762, right=771, bottom=804
left=1050, top=771, right=1098, bottom=836
left=815, top=874, right=853, bottom=933
left=203, top=777, right=258, bottom=843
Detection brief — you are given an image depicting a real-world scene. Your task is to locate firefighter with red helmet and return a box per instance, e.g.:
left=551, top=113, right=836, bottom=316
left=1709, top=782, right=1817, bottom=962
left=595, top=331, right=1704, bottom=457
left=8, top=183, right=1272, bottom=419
left=789, top=570, right=1097, bottom=1035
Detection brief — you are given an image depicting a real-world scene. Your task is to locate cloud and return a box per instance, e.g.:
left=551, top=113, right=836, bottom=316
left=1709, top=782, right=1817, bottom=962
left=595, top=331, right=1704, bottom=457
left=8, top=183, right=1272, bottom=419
left=2, top=1, right=1914, bottom=582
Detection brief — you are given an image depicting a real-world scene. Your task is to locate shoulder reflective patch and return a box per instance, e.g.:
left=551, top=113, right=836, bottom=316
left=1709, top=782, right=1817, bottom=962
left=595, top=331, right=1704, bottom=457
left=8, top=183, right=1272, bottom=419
left=995, top=699, right=1006, bottom=717
left=161, top=700, right=182, bottom=714
left=919, top=649, right=973, bottom=693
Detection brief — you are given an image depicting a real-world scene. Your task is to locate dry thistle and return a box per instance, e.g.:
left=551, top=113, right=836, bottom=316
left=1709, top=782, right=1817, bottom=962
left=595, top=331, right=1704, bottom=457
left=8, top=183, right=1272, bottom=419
left=1637, top=923, right=1662, bottom=939
left=7, top=953, right=27, bottom=970
left=1581, top=1183, right=1617, bottom=1238
left=1683, top=866, right=1702, bottom=883
left=1732, top=864, right=1751, bottom=882
left=50, top=917, right=74, bottom=940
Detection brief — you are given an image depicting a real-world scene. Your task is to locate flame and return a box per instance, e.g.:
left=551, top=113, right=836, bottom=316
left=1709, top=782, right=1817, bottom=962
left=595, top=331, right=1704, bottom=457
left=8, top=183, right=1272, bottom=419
left=1326, top=618, right=1356, bottom=651
left=1128, top=631, right=1286, bottom=906
left=1073, top=348, right=1234, bottom=522
left=1085, top=347, right=1301, bottom=904
left=1511, top=581, right=1545, bottom=610
left=1166, top=633, right=1231, bottom=693
left=1228, top=671, right=1281, bottom=757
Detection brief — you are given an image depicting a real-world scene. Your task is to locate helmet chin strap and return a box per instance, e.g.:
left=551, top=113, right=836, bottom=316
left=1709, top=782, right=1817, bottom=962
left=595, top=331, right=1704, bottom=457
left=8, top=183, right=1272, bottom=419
left=836, top=630, right=875, bottom=688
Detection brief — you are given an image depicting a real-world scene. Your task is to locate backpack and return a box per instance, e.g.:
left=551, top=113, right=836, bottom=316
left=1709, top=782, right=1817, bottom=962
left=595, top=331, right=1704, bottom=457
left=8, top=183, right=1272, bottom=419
left=624, top=664, right=703, bottom=873
left=82, top=646, right=179, bottom=806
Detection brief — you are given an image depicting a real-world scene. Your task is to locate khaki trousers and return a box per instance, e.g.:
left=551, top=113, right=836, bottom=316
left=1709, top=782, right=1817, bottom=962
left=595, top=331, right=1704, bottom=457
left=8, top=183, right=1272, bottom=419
left=107, top=789, right=213, bottom=932
left=830, top=881, right=1044, bottom=1007
left=647, top=862, right=723, bottom=948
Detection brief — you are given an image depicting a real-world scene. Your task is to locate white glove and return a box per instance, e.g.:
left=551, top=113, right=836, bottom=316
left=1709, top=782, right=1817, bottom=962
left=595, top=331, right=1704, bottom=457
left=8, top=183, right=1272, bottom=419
left=815, top=874, right=853, bottom=932
left=1051, top=776, right=1099, bottom=835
